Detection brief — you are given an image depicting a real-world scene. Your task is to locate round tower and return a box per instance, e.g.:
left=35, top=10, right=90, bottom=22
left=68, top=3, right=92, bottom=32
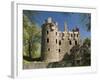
left=41, top=17, right=59, bottom=62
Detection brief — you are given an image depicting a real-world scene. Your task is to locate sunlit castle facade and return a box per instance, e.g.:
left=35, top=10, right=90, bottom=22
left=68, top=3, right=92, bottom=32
left=41, top=17, right=80, bottom=62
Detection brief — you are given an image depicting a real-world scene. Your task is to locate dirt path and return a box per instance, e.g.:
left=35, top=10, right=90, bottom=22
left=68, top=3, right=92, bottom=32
left=23, top=62, right=49, bottom=69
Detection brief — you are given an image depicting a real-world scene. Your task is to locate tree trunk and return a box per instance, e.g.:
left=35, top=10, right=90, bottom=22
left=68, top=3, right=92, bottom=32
left=28, top=39, right=32, bottom=59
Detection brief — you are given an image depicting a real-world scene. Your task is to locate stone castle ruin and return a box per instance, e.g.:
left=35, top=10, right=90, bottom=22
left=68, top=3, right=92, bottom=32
left=41, top=17, right=80, bottom=62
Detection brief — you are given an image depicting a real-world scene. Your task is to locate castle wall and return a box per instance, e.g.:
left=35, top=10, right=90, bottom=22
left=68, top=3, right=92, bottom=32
left=41, top=17, right=80, bottom=62
left=68, top=31, right=80, bottom=54
left=58, top=32, right=70, bottom=61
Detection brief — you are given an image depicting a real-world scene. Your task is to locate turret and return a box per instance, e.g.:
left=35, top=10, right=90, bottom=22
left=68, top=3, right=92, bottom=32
left=41, top=17, right=59, bottom=62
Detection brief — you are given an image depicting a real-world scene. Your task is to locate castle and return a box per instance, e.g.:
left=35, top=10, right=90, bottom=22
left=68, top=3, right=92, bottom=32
left=41, top=17, right=80, bottom=62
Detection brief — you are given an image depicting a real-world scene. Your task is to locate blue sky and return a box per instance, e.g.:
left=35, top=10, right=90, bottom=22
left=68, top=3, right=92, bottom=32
left=24, top=10, right=91, bottom=40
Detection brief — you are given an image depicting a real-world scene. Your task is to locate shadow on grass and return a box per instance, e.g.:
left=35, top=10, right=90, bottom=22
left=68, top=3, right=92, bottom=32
left=23, top=56, right=41, bottom=62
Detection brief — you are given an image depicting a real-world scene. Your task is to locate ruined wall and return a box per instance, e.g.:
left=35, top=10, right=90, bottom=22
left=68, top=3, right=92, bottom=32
left=68, top=31, right=80, bottom=54
left=41, top=17, right=80, bottom=62
left=58, top=31, right=70, bottom=61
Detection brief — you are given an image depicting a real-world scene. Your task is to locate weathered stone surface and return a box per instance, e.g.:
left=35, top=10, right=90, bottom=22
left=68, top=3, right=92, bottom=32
left=41, top=17, right=80, bottom=62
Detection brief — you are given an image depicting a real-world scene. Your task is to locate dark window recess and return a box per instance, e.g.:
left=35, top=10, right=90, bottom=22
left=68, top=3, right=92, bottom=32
left=47, top=38, right=49, bottom=43
left=56, top=32, right=57, bottom=35
left=69, top=40, right=72, bottom=45
left=76, top=60, right=80, bottom=64
left=62, top=33, right=64, bottom=36
left=74, top=34, right=75, bottom=37
left=77, top=34, right=78, bottom=37
left=56, top=39, right=57, bottom=44
left=48, top=48, right=50, bottom=51
left=68, top=37, right=70, bottom=40
left=75, top=41, right=77, bottom=45
left=59, top=40, right=61, bottom=45
left=71, top=34, right=73, bottom=37
left=47, top=31, right=49, bottom=34
left=59, top=49, right=61, bottom=52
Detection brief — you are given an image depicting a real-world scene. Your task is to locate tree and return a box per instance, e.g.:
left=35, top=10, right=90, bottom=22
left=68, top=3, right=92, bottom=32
left=83, top=38, right=91, bottom=47
left=23, top=14, right=41, bottom=59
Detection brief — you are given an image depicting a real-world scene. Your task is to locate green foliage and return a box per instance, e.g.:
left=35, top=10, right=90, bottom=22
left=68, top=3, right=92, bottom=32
left=23, top=59, right=31, bottom=64
left=23, top=14, right=41, bottom=61
left=32, top=42, right=41, bottom=58
left=83, top=38, right=91, bottom=47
